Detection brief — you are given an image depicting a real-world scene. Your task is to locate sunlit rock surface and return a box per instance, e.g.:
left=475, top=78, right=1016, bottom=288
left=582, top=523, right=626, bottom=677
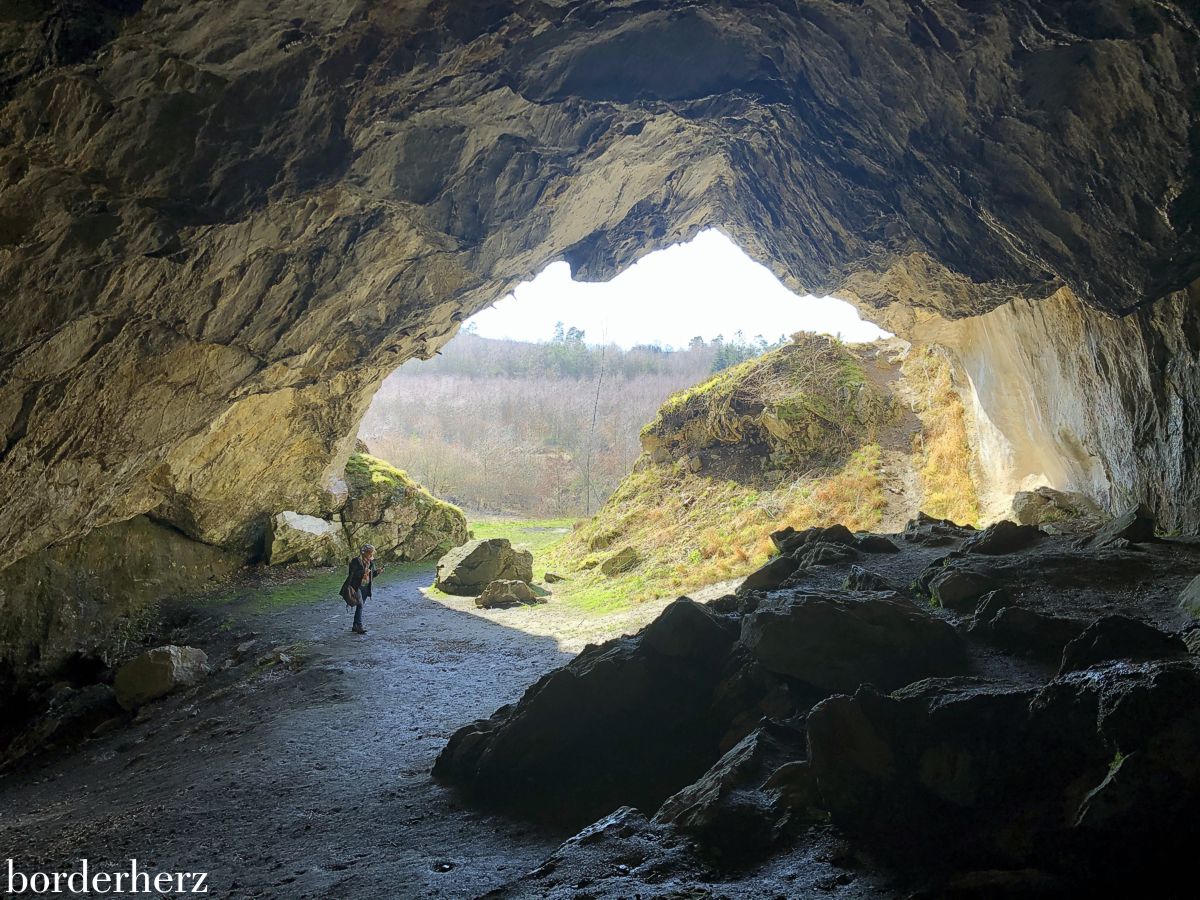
left=1, top=0, right=1198, bottom=577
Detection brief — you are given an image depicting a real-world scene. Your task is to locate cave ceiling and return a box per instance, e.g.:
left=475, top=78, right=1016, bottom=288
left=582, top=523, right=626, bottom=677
left=0, top=0, right=1197, bottom=567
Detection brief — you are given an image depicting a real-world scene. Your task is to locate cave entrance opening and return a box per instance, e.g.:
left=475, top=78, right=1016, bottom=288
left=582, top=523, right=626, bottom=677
left=357, top=228, right=889, bottom=523
left=345, top=229, right=982, bottom=615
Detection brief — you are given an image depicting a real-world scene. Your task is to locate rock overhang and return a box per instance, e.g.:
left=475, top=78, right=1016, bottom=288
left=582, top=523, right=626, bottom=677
left=0, top=0, right=1198, bottom=570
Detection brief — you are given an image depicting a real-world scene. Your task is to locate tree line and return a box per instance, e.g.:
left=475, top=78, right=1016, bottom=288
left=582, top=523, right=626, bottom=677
left=358, top=327, right=785, bottom=517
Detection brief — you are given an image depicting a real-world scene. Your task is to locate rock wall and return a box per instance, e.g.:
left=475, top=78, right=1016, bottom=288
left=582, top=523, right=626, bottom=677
left=916, top=281, right=1200, bottom=531
left=1, top=0, right=1198, bottom=574
left=0, top=515, right=243, bottom=683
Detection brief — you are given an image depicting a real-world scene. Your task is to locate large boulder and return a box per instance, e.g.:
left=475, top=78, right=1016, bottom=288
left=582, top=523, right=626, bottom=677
left=435, top=538, right=533, bottom=596
left=476, top=579, right=541, bottom=609
left=434, top=599, right=738, bottom=828
left=267, top=511, right=351, bottom=567
left=340, top=453, right=468, bottom=562
left=739, top=590, right=968, bottom=693
left=1011, top=487, right=1103, bottom=528
left=113, top=646, right=209, bottom=710
left=962, top=520, right=1042, bottom=555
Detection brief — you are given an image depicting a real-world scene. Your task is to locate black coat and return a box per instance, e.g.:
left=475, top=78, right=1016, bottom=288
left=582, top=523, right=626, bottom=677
left=340, top=556, right=379, bottom=604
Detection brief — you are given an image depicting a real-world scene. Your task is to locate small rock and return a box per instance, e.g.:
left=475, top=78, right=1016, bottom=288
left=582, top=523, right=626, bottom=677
left=929, top=567, right=999, bottom=612
left=544, top=572, right=566, bottom=584
left=114, top=646, right=209, bottom=711
left=1011, top=486, right=1102, bottom=527
left=1089, top=503, right=1156, bottom=548
left=600, top=546, right=639, bottom=576
left=856, top=534, right=900, bottom=553
left=903, top=512, right=975, bottom=547
left=476, top=579, right=542, bottom=609
left=962, top=520, right=1042, bottom=555
left=739, top=555, right=800, bottom=592
left=770, top=524, right=855, bottom=554
left=798, top=541, right=858, bottom=568
left=843, top=565, right=899, bottom=593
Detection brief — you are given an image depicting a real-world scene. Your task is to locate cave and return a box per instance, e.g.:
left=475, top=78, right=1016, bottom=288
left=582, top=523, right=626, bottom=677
left=1, top=0, right=1199, bottom=896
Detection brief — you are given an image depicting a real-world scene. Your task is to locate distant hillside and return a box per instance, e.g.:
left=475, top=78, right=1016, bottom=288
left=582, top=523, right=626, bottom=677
left=358, top=331, right=780, bottom=516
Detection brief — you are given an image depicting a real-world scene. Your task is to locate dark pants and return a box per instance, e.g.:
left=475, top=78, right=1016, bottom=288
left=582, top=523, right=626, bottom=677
left=353, top=585, right=371, bottom=629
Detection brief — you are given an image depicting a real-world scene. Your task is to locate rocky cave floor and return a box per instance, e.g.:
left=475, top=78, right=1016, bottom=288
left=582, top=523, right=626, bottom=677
left=2, top=519, right=1200, bottom=898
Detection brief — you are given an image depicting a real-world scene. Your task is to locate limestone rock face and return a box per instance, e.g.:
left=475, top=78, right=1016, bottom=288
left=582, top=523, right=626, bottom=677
left=268, top=511, right=350, bottom=567
left=0, top=0, right=1198, bottom=578
left=113, top=645, right=209, bottom=710
left=0, top=515, right=242, bottom=682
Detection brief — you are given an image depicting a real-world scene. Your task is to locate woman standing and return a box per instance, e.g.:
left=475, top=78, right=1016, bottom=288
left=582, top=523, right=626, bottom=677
left=341, top=544, right=382, bottom=635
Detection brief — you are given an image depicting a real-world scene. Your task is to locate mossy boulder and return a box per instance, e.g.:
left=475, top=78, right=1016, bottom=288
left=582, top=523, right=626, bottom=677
left=268, top=453, right=467, bottom=567
left=639, top=335, right=898, bottom=475
left=340, top=453, right=468, bottom=562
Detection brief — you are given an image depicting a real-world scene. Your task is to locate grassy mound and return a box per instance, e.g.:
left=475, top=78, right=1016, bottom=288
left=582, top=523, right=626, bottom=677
left=343, top=452, right=468, bottom=560
left=543, top=337, right=904, bottom=610
left=639, top=333, right=897, bottom=476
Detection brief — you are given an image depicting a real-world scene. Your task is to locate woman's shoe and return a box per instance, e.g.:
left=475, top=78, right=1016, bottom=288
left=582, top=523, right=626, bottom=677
left=352, top=626, right=367, bottom=635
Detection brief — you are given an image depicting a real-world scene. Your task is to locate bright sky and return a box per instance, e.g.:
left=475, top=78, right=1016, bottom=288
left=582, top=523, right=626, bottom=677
left=467, top=229, right=889, bottom=348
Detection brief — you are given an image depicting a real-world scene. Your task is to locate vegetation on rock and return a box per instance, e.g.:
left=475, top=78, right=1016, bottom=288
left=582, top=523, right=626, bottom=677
left=899, top=349, right=980, bottom=526
left=543, top=338, right=912, bottom=607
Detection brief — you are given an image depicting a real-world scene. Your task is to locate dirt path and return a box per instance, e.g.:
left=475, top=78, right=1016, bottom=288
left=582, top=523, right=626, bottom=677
left=0, top=565, right=673, bottom=899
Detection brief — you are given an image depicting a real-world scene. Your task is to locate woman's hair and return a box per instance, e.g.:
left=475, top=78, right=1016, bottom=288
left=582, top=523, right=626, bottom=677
left=360, top=544, right=375, bottom=555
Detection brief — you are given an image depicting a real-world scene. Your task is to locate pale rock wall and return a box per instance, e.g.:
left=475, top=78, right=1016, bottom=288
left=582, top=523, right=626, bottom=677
left=901, top=283, right=1200, bottom=530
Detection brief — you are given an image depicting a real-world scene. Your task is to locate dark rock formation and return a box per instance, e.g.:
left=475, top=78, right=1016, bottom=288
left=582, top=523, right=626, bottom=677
left=739, top=554, right=801, bottom=593
left=807, top=659, right=1200, bottom=884
left=962, top=519, right=1043, bottom=555
left=740, top=590, right=968, bottom=692
left=904, top=513, right=976, bottom=547
left=433, top=599, right=739, bottom=826
left=1058, top=615, right=1188, bottom=674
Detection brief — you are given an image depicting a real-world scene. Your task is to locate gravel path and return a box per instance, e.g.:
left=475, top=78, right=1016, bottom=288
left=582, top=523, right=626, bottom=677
left=0, top=564, right=679, bottom=899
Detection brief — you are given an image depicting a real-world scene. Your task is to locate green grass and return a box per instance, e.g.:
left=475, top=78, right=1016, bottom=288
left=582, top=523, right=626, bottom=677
left=538, top=443, right=888, bottom=614
left=214, top=560, right=437, bottom=613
